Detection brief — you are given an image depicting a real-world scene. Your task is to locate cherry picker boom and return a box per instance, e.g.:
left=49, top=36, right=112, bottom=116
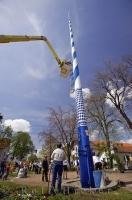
left=0, top=34, right=71, bottom=77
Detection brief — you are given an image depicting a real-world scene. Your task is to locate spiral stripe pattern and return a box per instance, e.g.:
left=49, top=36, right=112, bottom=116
left=68, top=19, right=95, bottom=188
left=69, top=20, right=87, bottom=127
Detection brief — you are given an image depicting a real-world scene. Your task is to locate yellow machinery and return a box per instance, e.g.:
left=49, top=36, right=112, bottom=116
left=0, top=35, right=71, bottom=77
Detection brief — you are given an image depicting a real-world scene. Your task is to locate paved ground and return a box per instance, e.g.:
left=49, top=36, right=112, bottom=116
left=10, top=171, right=77, bottom=187
left=105, top=170, right=132, bottom=192
left=10, top=170, right=132, bottom=191
left=105, top=170, right=132, bottom=183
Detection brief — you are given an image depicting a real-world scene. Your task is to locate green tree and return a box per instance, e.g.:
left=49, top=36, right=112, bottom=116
left=11, top=132, right=34, bottom=160
left=2, top=126, right=13, bottom=138
left=0, top=114, right=13, bottom=139
left=28, top=154, right=38, bottom=163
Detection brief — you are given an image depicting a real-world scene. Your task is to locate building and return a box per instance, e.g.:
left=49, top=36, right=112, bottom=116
left=72, top=141, right=132, bottom=169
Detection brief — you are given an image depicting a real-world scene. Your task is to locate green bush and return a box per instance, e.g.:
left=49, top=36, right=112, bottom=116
left=112, top=154, right=124, bottom=172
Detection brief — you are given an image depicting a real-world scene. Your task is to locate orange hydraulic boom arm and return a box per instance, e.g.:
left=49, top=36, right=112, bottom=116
left=0, top=35, right=71, bottom=77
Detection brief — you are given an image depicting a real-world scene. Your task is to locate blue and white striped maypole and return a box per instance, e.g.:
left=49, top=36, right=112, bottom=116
left=69, top=19, right=95, bottom=188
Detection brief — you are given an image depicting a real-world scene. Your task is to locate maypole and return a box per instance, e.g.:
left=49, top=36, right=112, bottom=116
left=68, top=19, right=95, bottom=188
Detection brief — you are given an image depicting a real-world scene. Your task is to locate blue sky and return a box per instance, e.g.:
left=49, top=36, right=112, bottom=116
left=0, top=0, right=132, bottom=148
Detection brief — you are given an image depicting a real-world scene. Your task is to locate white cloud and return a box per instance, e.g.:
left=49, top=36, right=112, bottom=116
left=111, top=126, right=132, bottom=144
left=116, top=126, right=126, bottom=134
left=26, top=66, right=44, bottom=80
left=26, top=12, right=43, bottom=35
left=90, top=130, right=99, bottom=141
left=119, top=139, right=132, bottom=144
left=70, top=90, right=75, bottom=98
left=25, top=62, right=57, bottom=80
left=4, top=119, right=31, bottom=133
left=106, top=82, right=132, bottom=107
left=106, top=98, right=115, bottom=107
left=106, top=87, right=124, bottom=107
left=127, top=89, right=132, bottom=99
left=82, top=88, right=91, bottom=99
left=70, top=87, right=91, bottom=99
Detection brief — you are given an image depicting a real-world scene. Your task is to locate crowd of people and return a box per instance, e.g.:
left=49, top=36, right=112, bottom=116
left=1, top=143, right=130, bottom=196
left=0, top=148, right=70, bottom=184
left=0, top=145, right=106, bottom=194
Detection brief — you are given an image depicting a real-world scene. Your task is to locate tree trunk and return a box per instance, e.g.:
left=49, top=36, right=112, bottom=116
left=66, top=145, right=71, bottom=169
left=106, top=140, right=113, bottom=168
left=105, top=132, right=113, bottom=168
left=117, top=107, right=132, bottom=129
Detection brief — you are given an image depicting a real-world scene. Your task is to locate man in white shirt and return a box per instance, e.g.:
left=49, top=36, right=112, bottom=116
left=50, top=143, right=65, bottom=194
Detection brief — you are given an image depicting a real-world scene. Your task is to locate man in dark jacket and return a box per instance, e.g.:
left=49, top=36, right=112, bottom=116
left=42, top=156, right=49, bottom=182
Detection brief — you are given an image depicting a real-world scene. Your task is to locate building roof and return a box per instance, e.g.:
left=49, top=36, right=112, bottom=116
left=91, top=140, right=132, bottom=153
left=113, top=143, right=132, bottom=153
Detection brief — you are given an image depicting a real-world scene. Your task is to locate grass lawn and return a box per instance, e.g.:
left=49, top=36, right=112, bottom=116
left=0, top=180, right=131, bottom=200
left=49, top=189, right=132, bottom=200
left=0, top=181, right=48, bottom=199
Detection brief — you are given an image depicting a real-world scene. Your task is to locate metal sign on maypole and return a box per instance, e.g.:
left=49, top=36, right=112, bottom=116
left=68, top=19, right=95, bottom=188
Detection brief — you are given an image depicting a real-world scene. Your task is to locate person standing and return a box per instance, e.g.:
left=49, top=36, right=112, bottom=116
left=63, top=160, right=69, bottom=179
left=42, top=156, right=49, bottom=182
left=0, top=160, right=6, bottom=178
left=38, top=160, right=42, bottom=174
left=76, top=159, right=80, bottom=177
left=2, top=162, right=10, bottom=180
left=50, top=143, right=65, bottom=194
left=92, top=152, right=102, bottom=170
